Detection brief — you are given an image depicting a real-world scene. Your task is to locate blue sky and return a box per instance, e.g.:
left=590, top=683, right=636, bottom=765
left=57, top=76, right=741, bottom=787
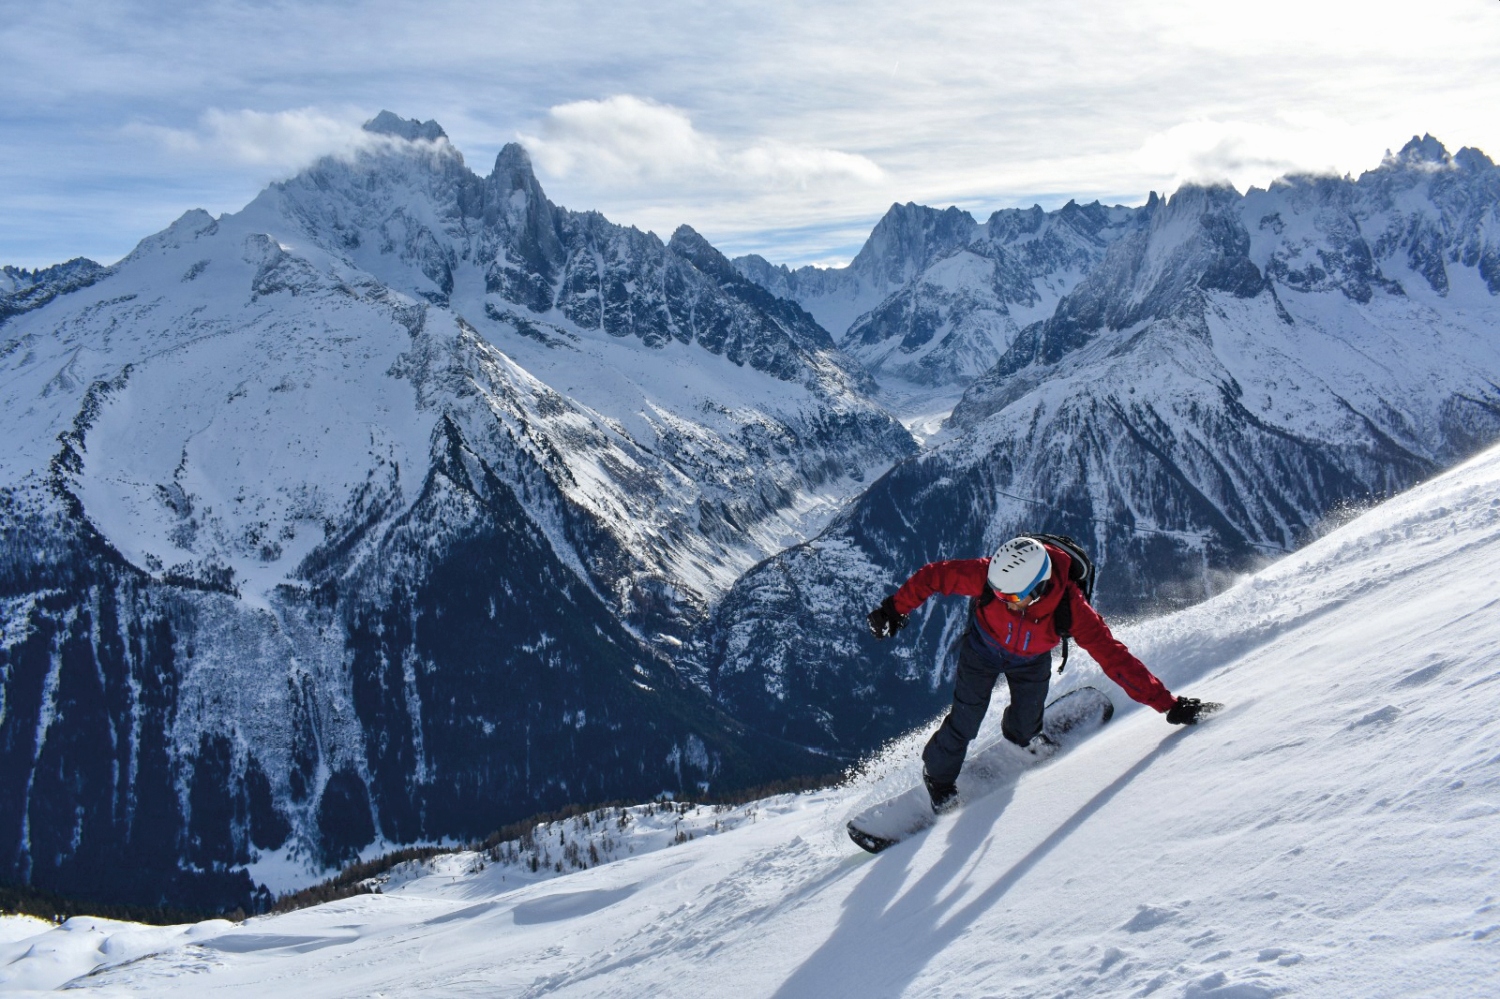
left=3, top=0, right=1499, bottom=270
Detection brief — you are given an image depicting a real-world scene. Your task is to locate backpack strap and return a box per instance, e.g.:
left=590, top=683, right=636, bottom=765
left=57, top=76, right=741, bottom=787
left=1053, top=585, right=1074, bottom=675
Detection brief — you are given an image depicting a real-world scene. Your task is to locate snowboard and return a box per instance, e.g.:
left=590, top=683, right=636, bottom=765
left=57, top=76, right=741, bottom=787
left=846, top=685, right=1115, bottom=854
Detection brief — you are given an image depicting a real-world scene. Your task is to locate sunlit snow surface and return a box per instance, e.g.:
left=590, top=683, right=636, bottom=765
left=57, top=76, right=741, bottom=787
left=8, top=440, right=1500, bottom=995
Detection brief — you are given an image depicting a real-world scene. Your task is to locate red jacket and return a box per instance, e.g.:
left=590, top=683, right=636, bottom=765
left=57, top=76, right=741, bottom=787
left=892, top=544, right=1176, bottom=712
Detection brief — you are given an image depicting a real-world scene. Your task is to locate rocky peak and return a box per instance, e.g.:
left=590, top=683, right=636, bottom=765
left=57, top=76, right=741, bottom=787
left=1, top=256, right=107, bottom=324
left=982, top=204, right=1048, bottom=242
left=491, top=143, right=541, bottom=194
left=1455, top=146, right=1496, bottom=172
left=363, top=110, right=448, bottom=142
left=1053, top=198, right=1130, bottom=242
left=850, top=203, right=977, bottom=286
left=485, top=143, right=555, bottom=231
left=1162, top=182, right=1241, bottom=215
left=727, top=253, right=787, bottom=289
left=1, top=257, right=102, bottom=293
left=1398, top=133, right=1450, bottom=165
left=974, top=182, right=1263, bottom=387
left=668, top=225, right=737, bottom=283
left=478, top=142, right=564, bottom=308
left=1117, top=182, right=1263, bottom=306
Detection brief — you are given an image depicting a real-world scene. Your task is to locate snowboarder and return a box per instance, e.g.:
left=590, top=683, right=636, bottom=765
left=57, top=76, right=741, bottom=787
left=867, top=536, right=1212, bottom=812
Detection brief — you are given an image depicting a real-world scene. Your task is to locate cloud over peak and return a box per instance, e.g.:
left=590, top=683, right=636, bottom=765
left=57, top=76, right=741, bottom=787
left=1132, top=115, right=1414, bottom=193
left=125, top=107, right=455, bottom=177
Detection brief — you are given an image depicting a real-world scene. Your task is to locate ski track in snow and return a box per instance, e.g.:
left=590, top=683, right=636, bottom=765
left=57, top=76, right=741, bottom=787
left=8, top=439, right=1500, bottom=996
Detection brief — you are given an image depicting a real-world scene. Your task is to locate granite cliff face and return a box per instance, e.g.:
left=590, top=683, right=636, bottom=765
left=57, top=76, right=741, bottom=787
left=0, top=114, right=910, bottom=909
left=708, top=137, right=1500, bottom=755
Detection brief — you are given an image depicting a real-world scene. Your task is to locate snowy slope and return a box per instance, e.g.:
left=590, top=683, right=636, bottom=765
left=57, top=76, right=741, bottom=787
left=14, top=436, right=1500, bottom=998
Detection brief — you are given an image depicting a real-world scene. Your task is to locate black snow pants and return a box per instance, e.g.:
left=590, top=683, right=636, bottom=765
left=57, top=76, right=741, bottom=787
left=920, top=627, right=1052, bottom=786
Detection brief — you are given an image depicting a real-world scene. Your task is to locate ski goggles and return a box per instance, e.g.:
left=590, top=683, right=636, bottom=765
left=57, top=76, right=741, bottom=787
left=997, top=578, right=1049, bottom=605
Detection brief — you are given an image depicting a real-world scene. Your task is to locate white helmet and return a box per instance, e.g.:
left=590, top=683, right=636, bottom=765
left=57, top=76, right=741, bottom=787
left=987, top=537, right=1051, bottom=598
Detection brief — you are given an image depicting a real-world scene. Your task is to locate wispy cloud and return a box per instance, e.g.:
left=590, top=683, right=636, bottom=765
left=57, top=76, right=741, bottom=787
left=123, top=108, right=426, bottom=173
left=519, top=96, right=882, bottom=192
left=1133, top=115, right=1401, bottom=193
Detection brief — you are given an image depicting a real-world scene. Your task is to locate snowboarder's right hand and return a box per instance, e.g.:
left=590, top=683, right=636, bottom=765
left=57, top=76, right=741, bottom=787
left=867, top=596, right=909, bottom=640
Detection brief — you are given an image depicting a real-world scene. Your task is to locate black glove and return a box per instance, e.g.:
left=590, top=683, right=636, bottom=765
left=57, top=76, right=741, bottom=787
left=866, top=596, right=909, bottom=640
left=1166, top=696, right=1209, bottom=726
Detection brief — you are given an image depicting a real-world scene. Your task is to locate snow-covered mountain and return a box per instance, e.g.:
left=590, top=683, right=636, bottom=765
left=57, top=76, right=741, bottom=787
left=708, top=136, right=1500, bottom=755
left=11, top=431, right=1500, bottom=998
left=0, top=113, right=911, bottom=910
left=735, top=197, right=1143, bottom=388
left=0, top=258, right=106, bottom=324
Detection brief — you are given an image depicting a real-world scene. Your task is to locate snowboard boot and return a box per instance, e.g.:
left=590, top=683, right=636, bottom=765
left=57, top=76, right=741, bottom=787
left=1025, top=732, right=1060, bottom=757
left=923, top=772, right=959, bottom=814
left=1004, top=730, right=1059, bottom=757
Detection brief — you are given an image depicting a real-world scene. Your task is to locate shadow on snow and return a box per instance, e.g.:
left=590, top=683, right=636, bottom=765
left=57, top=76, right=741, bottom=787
left=773, top=727, right=1197, bottom=998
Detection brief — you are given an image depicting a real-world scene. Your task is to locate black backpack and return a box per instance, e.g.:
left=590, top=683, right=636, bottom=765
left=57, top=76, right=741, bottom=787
left=976, top=533, right=1096, bottom=675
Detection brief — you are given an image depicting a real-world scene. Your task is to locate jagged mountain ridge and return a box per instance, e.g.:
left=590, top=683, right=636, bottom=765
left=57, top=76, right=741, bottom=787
left=0, top=258, right=107, bottom=324
left=706, top=136, right=1500, bottom=755
left=0, top=113, right=910, bottom=910
left=735, top=197, right=1146, bottom=386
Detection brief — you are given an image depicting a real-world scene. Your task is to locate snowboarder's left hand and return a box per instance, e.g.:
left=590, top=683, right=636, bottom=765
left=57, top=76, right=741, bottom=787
left=1166, top=696, right=1211, bottom=725
left=867, top=596, right=909, bottom=639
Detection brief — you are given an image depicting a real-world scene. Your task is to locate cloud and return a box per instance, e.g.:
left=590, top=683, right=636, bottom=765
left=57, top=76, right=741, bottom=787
left=6, top=0, right=1500, bottom=268
left=123, top=108, right=441, bottom=174
left=518, top=96, right=883, bottom=193
left=1133, top=116, right=1393, bottom=193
